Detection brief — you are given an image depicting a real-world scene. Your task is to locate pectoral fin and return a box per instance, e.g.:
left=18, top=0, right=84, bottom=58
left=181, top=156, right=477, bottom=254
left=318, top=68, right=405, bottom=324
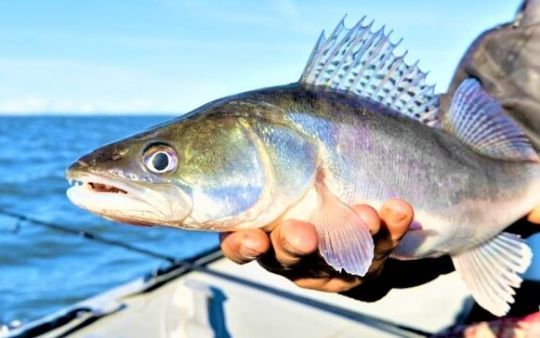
left=311, top=181, right=374, bottom=276
left=451, top=232, right=532, bottom=316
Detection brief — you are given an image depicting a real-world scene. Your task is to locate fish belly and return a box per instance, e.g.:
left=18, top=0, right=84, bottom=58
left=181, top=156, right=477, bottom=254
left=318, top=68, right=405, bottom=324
left=392, top=171, right=540, bottom=260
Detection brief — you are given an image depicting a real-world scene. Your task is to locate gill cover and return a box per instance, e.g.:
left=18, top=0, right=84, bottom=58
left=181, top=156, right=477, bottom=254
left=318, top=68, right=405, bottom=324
left=179, top=116, right=318, bottom=230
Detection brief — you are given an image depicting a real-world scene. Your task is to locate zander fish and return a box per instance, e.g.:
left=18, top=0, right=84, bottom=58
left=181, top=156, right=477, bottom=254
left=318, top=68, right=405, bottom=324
left=66, top=17, right=540, bottom=316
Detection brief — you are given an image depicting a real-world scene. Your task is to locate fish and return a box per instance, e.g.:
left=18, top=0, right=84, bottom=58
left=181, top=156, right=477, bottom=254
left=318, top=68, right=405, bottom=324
left=66, top=17, right=540, bottom=316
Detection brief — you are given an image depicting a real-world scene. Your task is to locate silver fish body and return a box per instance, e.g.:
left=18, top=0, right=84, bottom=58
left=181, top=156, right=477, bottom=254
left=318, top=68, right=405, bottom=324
left=257, top=85, right=540, bottom=259
left=67, top=83, right=540, bottom=257
left=66, top=18, right=540, bottom=316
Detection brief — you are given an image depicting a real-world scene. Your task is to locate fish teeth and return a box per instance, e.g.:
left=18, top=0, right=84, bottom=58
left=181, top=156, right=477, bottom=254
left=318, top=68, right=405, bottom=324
left=68, top=179, right=83, bottom=187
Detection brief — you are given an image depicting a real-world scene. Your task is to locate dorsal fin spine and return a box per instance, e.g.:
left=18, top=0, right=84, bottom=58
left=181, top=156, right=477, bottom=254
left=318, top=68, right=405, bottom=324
left=371, top=48, right=392, bottom=100
left=392, top=60, right=419, bottom=107
left=407, top=73, right=429, bottom=109
left=300, top=17, right=439, bottom=125
left=301, top=32, right=327, bottom=83
left=371, top=42, right=399, bottom=99
left=306, top=18, right=346, bottom=84
left=349, top=23, right=377, bottom=64
left=324, top=26, right=358, bottom=87
left=331, top=20, right=370, bottom=88
left=335, top=34, right=364, bottom=87
left=385, top=52, right=408, bottom=106
left=348, top=27, right=386, bottom=91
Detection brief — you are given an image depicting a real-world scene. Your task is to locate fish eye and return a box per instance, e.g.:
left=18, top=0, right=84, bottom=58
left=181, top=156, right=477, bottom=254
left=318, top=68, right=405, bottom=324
left=143, top=144, right=178, bottom=174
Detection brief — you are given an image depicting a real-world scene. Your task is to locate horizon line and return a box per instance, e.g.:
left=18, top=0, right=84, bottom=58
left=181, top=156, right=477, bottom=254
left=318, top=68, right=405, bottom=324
left=0, top=111, right=180, bottom=116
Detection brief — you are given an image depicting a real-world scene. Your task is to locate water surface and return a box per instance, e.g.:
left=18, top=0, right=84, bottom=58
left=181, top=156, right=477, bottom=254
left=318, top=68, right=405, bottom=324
left=0, top=116, right=218, bottom=324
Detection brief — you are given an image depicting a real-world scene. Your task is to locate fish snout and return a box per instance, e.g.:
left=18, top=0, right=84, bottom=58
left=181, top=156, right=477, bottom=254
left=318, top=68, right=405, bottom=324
left=92, top=147, right=125, bottom=162
left=66, top=158, right=91, bottom=178
left=67, top=159, right=88, bottom=172
left=67, top=146, right=128, bottom=176
left=80, top=147, right=126, bottom=165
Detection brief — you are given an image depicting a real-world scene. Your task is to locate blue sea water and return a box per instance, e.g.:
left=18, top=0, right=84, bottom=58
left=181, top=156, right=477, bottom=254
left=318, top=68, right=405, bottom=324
left=0, top=116, right=219, bottom=325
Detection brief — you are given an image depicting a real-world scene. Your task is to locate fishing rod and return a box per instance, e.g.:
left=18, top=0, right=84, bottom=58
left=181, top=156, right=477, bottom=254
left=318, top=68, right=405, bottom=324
left=0, top=208, right=180, bottom=264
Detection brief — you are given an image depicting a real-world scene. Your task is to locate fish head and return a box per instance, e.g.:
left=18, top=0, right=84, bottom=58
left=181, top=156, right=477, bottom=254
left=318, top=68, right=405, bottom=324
left=65, top=100, right=277, bottom=229
left=66, top=126, right=193, bottom=227
left=66, top=93, right=319, bottom=230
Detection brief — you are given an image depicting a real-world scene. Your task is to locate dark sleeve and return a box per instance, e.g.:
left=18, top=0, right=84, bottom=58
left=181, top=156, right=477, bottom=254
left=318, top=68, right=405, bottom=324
left=445, top=0, right=540, bottom=150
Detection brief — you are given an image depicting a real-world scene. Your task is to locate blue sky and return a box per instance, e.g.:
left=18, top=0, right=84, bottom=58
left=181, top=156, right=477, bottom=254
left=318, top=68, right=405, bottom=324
left=0, top=0, right=519, bottom=114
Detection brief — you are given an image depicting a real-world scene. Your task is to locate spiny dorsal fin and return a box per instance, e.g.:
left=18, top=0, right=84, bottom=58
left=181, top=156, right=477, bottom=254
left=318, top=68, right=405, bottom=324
left=300, top=16, right=439, bottom=126
left=446, top=79, right=539, bottom=162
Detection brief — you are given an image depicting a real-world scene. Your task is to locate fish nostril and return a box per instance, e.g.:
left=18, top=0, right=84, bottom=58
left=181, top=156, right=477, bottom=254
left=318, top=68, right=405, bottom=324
left=101, top=148, right=126, bottom=161
left=66, top=160, right=88, bottom=173
left=92, top=150, right=122, bottom=162
left=76, top=160, right=88, bottom=168
left=111, top=152, right=122, bottom=161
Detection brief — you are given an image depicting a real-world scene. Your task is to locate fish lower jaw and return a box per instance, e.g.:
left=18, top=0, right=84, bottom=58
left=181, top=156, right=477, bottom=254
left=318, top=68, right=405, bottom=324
left=66, top=183, right=159, bottom=224
left=67, top=180, right=128, bottom=195
left=66, top=172, right=133, bottom=196
left=66, top=173, right=191, bottom=226
left=67, top=173, right=140, bottom=204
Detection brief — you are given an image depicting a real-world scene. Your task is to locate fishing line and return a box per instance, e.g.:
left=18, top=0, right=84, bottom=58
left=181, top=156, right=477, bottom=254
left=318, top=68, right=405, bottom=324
left=0, top=208, right=180, bottom=264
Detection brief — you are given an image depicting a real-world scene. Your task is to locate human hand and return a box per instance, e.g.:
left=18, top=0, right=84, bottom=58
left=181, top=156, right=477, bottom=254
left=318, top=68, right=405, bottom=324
left=505, top=205, right=540, bottom=238
left=219, top=199, right=413, bottom=293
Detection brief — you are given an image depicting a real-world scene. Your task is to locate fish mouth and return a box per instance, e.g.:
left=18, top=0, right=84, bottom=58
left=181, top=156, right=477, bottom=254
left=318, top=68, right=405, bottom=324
left=67, top=173, right=133, bottom=197
left=66, top=171, right=192, bottom=227
left=87, top=182, right=128, bottom=194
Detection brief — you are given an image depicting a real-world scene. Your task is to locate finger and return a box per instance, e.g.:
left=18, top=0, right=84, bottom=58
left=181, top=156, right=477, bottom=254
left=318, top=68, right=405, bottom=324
left=370, top=199, right=414, bottom=271
left=294, top=276, right=361, bottom=293
left=379, top=199, right=414, bottom=242
left=528, top=206, right=540, bottom=224
left=351, top=204, right=380, bottom=235
left=270, top=220, right=318, bottom=268
left=219, top=229, right=270, bottom=264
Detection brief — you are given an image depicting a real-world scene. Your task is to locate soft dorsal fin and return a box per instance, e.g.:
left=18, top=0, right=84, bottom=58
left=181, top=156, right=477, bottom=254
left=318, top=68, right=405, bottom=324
left=446, top=79, right=539, bottom=162
left=300, top=16, right=439, bottom=126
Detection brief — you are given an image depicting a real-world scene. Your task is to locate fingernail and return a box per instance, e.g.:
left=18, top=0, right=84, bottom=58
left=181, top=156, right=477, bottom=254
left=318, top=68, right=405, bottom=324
left=280, top=226, right=318, bottom=256
left=278, top=229, right=306, bottom=255
left=384, top=208, right=406, bottom=224
left=239, top=245, right=260, bottom=260
left=281, top=238, right=301, bottom=255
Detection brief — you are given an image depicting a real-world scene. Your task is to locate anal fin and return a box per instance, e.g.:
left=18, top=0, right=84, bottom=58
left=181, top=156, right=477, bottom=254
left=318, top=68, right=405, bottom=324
left=451, top=232, right=533, bottom=316
left=311, top=180, right=374, bottom=276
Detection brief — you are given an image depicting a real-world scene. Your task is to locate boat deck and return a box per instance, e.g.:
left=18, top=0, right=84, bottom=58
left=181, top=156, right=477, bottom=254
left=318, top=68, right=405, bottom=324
left=8, top=248, right=469, bottom=338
